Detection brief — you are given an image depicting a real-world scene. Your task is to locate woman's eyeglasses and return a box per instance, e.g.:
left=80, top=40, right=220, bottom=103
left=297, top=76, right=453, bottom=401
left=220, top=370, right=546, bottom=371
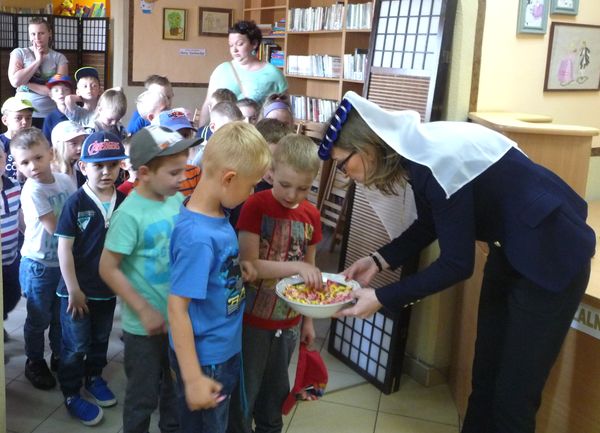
left=336, top=151, right=356, bottom=174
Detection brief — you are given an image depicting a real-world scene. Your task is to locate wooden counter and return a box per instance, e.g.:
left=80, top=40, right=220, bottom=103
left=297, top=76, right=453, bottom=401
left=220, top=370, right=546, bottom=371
left=449, top=112, right=600, bottom=433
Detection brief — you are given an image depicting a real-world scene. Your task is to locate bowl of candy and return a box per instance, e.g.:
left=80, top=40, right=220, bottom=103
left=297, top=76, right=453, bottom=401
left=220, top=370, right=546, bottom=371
left=275, top=272, right=360, bottom=319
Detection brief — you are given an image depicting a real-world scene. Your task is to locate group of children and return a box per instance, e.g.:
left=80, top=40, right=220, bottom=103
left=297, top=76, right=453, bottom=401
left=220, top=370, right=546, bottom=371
left=1, top=70, right=325, bottom=433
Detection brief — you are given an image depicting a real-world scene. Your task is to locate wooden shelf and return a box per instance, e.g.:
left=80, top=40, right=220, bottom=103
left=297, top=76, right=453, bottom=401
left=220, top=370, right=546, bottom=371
left=343, top=78, right=365, bottom=83
left=287, top=30, right=344, bottom=35
left=345, top=28, right=372, bottom=32
left=243, top=5, right=286, bottom=10
left=286, top=74, right=341, bottom=81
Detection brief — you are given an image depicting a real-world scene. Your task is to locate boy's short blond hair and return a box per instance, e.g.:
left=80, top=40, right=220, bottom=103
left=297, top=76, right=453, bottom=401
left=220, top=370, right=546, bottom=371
left=272, top=134, right=320, bottom=178
left=97, top=88, right=127, bottom=119
left=10, top=127, right=50, bottom=151
left=202, top=121, right=271, bottom=177
left=136, top=90, right=168, bottom=118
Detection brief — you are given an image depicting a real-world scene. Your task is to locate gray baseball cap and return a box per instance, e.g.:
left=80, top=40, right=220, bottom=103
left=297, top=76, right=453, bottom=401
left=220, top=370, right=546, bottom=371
left=130, top=125, right=201, bottom=169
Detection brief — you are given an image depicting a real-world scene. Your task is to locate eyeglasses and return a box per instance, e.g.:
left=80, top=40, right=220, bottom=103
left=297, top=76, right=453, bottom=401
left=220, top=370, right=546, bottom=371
left=336, top=151, right=356, bottom=175
left=318, top=99, right=352, bottom=160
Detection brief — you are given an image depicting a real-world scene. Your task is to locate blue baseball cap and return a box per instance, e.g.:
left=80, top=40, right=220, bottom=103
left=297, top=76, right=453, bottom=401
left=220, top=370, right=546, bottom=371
left=74, top=66, right=99, bottom=81
left=81, top=131, right=127, bottom=163
left=157, top=109, right=197, bottom=132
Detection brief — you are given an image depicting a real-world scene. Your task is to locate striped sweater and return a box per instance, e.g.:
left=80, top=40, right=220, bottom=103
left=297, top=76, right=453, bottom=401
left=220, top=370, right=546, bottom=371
left=1, top=175, right=21, bottom=266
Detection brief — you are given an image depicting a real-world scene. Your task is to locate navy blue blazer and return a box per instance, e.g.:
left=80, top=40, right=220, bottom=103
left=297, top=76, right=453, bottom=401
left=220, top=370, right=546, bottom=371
left=375, top=147, right=596, bottom=310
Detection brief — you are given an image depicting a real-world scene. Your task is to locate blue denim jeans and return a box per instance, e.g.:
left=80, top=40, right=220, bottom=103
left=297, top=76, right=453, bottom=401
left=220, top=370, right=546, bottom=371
left=58, top=297, right=116, bottom=397
left=170, top=349, right=240, bottom=433
left=20, top=258, right=62, bottom=361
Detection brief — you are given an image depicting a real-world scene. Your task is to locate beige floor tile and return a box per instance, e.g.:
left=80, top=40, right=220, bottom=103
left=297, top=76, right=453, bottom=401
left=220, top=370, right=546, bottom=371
left=327, top=369, right=367, bottom=392
left=6, top=380, right=63, bottom=433
left=321, top=383, right=381, bottom=411
left=375, top=412, right=459, bottom=433
left=287, top=400, right=376, bottom=433
left=32, top=403, right=122, bottom=433
left=378, top=376, right=458, bottom=426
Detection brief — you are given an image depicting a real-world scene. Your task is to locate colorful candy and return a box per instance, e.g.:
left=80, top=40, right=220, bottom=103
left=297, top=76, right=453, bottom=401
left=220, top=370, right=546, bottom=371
left=283, top=279, right=353, bottom=305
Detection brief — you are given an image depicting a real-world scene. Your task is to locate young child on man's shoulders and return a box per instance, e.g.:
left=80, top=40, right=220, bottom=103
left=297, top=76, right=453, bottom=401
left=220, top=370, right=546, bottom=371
left=229, top=133, right=323, bottom=433
left=55, top=131, right=127, bottom=426
left=99, top=125, right=201, bottom=433
left=168, top=121, right=271, bottom=433
left=11, top=127, right=77, bottom=391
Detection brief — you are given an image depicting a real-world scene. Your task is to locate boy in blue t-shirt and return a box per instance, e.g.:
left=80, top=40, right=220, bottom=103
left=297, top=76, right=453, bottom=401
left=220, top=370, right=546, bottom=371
left=99, top=125, right=200, bottom=433
left=55, top=131, right=127, bottom=425
left=168, top=122, right=271, bottom=433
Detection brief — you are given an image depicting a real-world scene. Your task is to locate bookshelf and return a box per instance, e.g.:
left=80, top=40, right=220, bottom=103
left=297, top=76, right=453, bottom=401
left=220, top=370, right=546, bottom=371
left=244, top=0, right=373, bottom=251
left=243, top=0, right=373, bottom=109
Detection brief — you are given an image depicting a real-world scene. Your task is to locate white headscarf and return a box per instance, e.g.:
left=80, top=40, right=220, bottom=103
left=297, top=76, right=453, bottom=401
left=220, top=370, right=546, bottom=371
left=339, top=91, right=519, bottom=198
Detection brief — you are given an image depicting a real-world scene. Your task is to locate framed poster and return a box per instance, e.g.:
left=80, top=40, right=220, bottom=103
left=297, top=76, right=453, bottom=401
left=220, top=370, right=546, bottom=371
left=517, top=0, right=548, bottom=34
left=199, top=7, right=232, bottom=37
left=544, top=22, right=600, bottom=91
left=163, top=8, right=186, bottom=41
left=550, top=0, right=579, bottom=15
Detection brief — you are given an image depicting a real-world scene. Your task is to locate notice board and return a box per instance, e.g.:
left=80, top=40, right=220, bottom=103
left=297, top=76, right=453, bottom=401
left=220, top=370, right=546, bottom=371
left=128, top=0, right=241, bottom=87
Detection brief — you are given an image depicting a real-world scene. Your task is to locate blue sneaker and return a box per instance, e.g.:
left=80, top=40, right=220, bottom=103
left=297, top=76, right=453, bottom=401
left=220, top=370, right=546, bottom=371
left=85, top=376, right=117, bottom=407
left=65, top=395, right=103, bottom=426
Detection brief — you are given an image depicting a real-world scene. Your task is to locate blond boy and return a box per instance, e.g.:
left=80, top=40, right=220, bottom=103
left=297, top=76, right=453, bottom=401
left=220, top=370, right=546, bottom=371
left=229, top=134, right=322, bottom=433
left=168, top=122, right=270, bottom=433
left=99, top=125, right=200, bottom=433
left=1, top=97, right=34, bottom=182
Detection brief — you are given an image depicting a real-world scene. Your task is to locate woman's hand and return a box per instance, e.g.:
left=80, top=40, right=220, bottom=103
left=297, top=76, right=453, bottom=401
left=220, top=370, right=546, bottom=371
left=31, top=44, right=46, bottom=64
left=343, top=256, right=378, bottom=287
left=334, top=288, right=382, bottom=319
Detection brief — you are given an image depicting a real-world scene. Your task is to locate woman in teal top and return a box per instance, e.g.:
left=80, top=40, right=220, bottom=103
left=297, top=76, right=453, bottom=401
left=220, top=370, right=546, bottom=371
left=198, top=20, right=288, bottom=126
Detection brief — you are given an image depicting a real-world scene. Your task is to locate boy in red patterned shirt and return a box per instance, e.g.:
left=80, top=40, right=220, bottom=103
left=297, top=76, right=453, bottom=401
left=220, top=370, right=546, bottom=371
left=230, top=134, right=322, bottom=433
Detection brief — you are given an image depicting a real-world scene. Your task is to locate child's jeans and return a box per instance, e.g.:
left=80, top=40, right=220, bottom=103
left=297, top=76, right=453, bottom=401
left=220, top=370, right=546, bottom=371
left=20, top=258, right=62, bottom=361
left=228, top=325, right=299, bottom=433
left=122, top=331, right=179, bottom=433
left=170, top=349, right=240, bottom=433
left=58, top=297, right=116, bottom=397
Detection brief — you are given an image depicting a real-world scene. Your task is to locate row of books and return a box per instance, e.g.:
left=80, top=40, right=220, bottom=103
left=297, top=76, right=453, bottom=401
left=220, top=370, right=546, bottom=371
left=343, top=50, right=367, bottom=81
left=346, top=2, right=372, bottom=30
left=290, top=96, right=338, bottom=123
left=257, top=40, right=281, bottom=62
left=287, top=2, right=372, bottom=32
left=256, top=19, right=286, bottom=37
left=288, top=4, right=345, bottom=32
left=287, top=55, right=342, bottom=78
left=270, top=50, right=284, bottom=67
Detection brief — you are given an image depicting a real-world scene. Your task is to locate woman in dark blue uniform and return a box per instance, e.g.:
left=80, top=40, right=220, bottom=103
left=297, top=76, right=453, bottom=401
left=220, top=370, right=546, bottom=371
left=320, top=92, right=595, bottom=433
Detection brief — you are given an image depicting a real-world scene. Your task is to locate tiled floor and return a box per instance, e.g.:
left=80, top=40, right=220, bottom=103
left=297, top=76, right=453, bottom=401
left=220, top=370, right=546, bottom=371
left=4, top=299, right=459, bottom=433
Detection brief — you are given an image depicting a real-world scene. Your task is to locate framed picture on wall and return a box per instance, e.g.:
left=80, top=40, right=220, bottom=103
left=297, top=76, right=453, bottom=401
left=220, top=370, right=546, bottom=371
left=517, top=0, right=549, bottom=34
left=550, top=0, right=579, bottom=15
left=199, top=7, right=232, bottom=37
left=163, top=8, right=187, bottom=41
left=544, top=22, right=600, bottom=91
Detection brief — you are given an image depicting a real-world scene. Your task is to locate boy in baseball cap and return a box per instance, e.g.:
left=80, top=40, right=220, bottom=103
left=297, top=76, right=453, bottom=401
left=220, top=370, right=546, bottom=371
left=55, top=130, right=127, bottom=425
left=155, top=109, right=201, bottom=196
left=65, top=67, right=101, bottom=127
left=98, top=125, right=200, bottom=432
left=1, top=97, right=35, bottom=182
left=42, top=74, right=74, bottom=143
